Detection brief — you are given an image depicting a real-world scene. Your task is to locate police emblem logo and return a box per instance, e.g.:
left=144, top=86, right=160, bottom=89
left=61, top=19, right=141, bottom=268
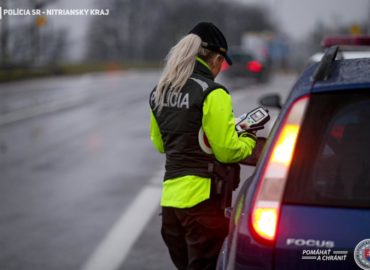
left=354, top=239, right=370, bottom=270
left=365, top=248, right=370, bottom=262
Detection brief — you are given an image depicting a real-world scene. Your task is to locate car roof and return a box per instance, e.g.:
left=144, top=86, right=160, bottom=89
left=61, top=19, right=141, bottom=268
left=313, top=58, right=370, bottom=91
left=291, top=53, right=370, bottom=101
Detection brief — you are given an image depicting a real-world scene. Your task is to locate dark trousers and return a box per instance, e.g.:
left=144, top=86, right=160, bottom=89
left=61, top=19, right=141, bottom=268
left=161, top=198, right=229, bottom=270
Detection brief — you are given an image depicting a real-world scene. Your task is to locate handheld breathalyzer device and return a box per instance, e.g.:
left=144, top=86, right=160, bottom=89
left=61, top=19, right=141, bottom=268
left=199, top=106, right=270, bottom=154
left=235, top=106, right=270, bottom=133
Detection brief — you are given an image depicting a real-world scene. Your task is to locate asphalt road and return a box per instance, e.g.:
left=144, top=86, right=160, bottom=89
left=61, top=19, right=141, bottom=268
left=0, top=70, right=295, bottom=270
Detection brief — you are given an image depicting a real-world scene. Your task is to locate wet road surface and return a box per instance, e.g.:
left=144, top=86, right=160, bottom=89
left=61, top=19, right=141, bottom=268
left=0, top=71, right=295, bottom=270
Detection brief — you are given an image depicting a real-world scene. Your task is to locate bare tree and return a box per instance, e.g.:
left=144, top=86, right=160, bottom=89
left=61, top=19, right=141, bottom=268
left=86, top=0, right=274, bottom=63
left=0, top=0, right=66, bottom=67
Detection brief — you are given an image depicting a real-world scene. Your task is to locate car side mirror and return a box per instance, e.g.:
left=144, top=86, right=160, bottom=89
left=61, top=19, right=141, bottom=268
left=259, top=94, right=282, bottom=110
left=241, top=137, right=267, bottom=166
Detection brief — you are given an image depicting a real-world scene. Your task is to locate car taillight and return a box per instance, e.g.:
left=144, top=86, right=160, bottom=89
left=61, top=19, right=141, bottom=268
left=250, top=95, right=310, bottom=243
left=247, top=60, right=263, bottom=73
left=252, top=204, right=278, bottom=240
left=221, top=61, right=229, bottom=72
left=271, top=125, right=300, bottom=166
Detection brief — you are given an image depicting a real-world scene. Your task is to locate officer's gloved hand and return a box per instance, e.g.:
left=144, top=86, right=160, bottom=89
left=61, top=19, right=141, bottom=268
left=238, top=122, right=249, bottom=130
left=238, top=123, right=257, bottom=136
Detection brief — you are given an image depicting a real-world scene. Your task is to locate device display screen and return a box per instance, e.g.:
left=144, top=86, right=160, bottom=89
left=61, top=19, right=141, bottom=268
left=251, top=110, right=264, bottom=122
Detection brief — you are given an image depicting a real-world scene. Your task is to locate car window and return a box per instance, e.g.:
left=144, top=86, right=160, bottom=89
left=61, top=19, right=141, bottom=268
left=284, top=90, right=370, bottom=208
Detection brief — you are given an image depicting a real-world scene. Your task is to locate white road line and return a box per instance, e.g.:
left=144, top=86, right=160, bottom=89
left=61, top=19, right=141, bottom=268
left=0, top=98, right=86, bottom=126
left=82, top=178, right=162, bottom=270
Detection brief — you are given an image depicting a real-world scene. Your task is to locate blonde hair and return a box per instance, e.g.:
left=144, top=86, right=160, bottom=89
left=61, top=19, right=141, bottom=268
left=153, top=34, right=216, bottom=112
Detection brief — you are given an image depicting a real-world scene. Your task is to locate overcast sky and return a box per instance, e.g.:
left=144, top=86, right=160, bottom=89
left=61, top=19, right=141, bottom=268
left=238, top=0, right=369, bottom=40
left=45, top=0, right=370, bottom=59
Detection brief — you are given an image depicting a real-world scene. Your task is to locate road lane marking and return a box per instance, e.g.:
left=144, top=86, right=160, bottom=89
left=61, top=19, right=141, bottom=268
left=0, top=98, right=89, bottom=126
left=82, top=177, right=162, bottom=270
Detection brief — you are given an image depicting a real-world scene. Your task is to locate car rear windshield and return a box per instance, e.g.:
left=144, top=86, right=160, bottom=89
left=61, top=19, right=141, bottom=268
left=284, top=90, right=370, bottom=209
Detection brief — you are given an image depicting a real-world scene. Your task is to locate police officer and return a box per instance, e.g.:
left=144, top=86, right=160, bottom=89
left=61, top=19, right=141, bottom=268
left=149, top=22, right=256, bottom=270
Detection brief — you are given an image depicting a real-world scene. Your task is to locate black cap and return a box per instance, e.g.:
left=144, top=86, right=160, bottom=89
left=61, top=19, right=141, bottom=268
left=189, top=22, right=233, bottom=65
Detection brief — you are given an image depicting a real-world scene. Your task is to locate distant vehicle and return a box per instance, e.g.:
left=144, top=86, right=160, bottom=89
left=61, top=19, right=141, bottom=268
left=221, top=49, right=270, bottom=83
left=308, top=35, right=370, bottom=63
left=217, top=42, right=370, bottom=270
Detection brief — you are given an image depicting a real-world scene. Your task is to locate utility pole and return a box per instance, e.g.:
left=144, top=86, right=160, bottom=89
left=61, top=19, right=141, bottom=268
left=32, top=0, right=57, bottom=64
left=32, top=0, right=44, bottom=64
left=0, top=0, right=9, bottom=67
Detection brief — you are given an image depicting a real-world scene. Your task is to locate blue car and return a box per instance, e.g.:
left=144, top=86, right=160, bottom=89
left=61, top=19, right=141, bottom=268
left=217, top=45, right=370, bottom=270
